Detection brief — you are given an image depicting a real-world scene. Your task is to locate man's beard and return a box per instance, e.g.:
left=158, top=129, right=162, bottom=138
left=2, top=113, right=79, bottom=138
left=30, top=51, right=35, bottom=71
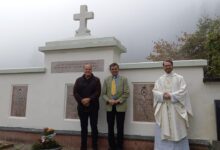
left=165, top=69, right=172, bottom=74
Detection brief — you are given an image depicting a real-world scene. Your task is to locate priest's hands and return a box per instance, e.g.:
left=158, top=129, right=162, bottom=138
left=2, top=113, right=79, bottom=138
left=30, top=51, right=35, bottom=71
left=163, top=92, right=171, bottom=100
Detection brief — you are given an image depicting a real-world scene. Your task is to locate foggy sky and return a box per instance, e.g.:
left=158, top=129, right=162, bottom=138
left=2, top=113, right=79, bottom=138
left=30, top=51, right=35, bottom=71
left=0, top=0, right=220, bottom=68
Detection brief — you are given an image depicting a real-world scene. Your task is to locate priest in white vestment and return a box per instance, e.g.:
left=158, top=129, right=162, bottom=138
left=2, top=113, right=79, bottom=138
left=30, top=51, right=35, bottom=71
left=153, top=59, right=193, bottom=150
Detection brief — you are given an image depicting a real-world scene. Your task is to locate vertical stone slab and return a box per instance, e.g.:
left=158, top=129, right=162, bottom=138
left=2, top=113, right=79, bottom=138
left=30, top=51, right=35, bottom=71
left=133, top=83, right=155, bottom=122
left=65, top=84, right=79, bottom=119
left=11, top=85, right=28, bottom=117
left=215, top=100, right=220, bottom=140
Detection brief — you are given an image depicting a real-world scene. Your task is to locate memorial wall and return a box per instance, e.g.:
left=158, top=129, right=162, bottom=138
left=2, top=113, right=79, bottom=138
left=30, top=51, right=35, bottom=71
left=0, top=5, right=219, bottom=143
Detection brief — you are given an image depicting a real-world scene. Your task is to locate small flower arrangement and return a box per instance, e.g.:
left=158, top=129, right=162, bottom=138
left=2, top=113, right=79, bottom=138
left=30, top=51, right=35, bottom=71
left=32, top=127, right=61, bottom=150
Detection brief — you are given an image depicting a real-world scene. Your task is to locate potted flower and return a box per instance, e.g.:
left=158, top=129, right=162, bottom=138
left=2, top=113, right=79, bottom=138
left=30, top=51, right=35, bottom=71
left=32, top=127, right=62, bottom=150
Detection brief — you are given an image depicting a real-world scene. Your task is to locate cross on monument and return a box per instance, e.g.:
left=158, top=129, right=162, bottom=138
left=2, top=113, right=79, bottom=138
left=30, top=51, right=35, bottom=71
left=74, top=5, right=94, bottom=36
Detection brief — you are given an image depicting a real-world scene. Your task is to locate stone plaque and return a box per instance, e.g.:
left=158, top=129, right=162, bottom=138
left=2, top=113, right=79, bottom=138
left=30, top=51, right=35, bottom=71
left=51, top=59, right=104, bottom=73
left=11, top=85, right=28, bottom=117
left=65, top=84, right=79, bottom=119
left=133, top=83, right=155, bottom=122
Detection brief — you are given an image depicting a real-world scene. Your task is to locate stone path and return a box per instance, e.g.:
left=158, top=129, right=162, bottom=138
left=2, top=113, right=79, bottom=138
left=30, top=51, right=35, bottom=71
left=0, top=141, right=100, bottom=150
left=4, top=143, right=95, bottom=150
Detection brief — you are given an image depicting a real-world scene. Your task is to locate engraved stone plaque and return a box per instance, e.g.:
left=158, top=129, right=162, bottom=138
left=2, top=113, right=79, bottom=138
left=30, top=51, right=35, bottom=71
left=51, top=59, right=104, bottom=73
left=11, top=85, right=28, bottom=117
left=65, top=84, right=79, bottom=119
left=133, top=83, right=155, bottom=122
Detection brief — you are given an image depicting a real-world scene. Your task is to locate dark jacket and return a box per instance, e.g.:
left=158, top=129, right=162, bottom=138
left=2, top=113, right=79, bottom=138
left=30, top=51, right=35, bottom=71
left=73, top=74, right=101, bottom=112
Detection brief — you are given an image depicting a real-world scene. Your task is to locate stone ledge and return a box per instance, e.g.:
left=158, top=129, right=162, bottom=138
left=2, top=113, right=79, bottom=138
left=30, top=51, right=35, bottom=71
left=0, top=67, right=46, bottom=74
left=120, top=59, right=207, bottom=70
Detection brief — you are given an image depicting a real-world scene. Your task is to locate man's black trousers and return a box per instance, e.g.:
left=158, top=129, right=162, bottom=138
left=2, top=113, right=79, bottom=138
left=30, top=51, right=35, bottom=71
left=78, top=109, right=98, bottom=149
left=107, top=106, right=125, bottom=150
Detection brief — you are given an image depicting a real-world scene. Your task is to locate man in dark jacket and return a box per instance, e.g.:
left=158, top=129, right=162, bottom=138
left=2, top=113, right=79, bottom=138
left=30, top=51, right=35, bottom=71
left=74, top=64, right=101, bottom=150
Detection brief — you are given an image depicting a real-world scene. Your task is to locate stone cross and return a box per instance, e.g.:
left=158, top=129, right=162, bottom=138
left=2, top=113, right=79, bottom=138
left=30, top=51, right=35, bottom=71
left=74, top=5, right=94, bottom=36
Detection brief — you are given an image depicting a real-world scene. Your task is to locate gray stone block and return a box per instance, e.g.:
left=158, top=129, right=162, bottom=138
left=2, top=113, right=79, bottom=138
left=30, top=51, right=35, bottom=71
left=212, top=140, right=220, bottom=150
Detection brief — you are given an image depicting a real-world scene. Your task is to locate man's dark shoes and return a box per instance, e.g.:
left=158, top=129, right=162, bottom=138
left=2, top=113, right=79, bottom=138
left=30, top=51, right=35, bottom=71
left=80, top=146, right=87, bottom=150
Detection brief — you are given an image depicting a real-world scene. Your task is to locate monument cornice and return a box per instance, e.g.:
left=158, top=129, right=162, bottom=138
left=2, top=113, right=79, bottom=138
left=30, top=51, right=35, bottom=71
left=39, top=37, right=126, bottom=53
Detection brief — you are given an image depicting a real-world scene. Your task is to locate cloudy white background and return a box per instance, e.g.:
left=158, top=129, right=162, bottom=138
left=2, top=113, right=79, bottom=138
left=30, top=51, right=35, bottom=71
left=0, top=0, right=220, bottom=68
